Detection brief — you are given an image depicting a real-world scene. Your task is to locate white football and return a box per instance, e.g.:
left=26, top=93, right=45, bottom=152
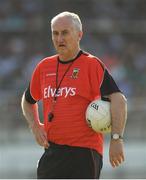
left=86, top=99, right=111, bottom=133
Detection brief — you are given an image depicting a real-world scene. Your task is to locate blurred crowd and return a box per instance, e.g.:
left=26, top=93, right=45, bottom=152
left=0, top=0, right=146, bottom=99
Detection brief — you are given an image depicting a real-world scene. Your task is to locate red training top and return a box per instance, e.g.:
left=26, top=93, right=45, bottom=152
left=30, top=51, right=105, bottom=155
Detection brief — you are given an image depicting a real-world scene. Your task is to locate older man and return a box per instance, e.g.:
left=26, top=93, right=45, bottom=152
left=21, top=11, right=127, bottom=179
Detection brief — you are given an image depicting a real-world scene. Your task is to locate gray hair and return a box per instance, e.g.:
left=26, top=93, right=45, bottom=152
left=51, top=11, right=82, bottom=31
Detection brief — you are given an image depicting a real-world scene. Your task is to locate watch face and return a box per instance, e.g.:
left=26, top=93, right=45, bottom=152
left=113, top=134, right=120, bottom=139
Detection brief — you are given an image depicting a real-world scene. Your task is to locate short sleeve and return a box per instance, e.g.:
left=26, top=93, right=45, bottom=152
left=90, top=58, right=105, bottom=98
left=25, top=84, right=37, bottom=104
left=29, top=63, right=42, bottom=101
left=100, top=69, right=121, bottom=96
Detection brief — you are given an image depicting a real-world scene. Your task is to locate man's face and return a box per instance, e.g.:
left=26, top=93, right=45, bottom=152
left=51, top=17, right=82, bottom=57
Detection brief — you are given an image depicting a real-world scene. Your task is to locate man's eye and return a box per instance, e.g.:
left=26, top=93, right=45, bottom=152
left=53, top=32, right=58, bottom=36
left=62, top=31, right=68, bottom=35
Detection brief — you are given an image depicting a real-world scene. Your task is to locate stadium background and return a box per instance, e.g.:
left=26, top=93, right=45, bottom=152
left=0, top=0, right=146, bottom=178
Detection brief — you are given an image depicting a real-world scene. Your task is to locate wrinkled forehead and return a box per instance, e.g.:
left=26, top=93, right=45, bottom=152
left=51, top=16, right=75, bottom=31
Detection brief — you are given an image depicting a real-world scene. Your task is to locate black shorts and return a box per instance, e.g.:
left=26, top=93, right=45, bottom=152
left=37, top=142, right=103, bottom=179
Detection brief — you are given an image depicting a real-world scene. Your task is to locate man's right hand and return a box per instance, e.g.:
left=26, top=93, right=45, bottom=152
left=30, top=122, right=49, bottom=149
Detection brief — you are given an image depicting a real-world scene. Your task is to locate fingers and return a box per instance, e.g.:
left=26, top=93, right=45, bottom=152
left=110, top=154, right=124, bottom=168
left=37, top=138, right=49, bottom=149
left=109, top=139, right=125, bottom=168
left=42, top=135, right=49, bottom=149
left=36, top=131, right=49, bottom=149
left=32, top=125, right=49, bottom=149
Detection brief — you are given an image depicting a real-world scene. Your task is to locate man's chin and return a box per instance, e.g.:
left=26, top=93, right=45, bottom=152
left=57, top=48, right=67, bottom=54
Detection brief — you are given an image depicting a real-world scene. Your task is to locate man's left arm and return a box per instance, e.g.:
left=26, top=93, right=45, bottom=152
left=100, top=69, right=127, bottom=168
left=108, top=92, right=127, bottom=168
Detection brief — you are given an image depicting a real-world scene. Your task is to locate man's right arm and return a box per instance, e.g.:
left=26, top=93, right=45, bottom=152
left=21, top=92, right=49, bottom=148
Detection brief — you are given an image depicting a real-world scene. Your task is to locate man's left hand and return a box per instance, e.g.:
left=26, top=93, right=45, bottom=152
left=109, top=139, right=125, bottom=168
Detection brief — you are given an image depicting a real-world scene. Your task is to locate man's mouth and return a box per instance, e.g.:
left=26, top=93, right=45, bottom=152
left=59, top=44, right=65, bottom=47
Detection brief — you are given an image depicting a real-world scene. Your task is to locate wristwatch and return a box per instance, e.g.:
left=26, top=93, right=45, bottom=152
left=111, top=133, right=123, bottom=140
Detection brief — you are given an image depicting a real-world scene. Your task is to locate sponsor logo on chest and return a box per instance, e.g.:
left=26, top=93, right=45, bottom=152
left=44, top=86, right=76, bottom=99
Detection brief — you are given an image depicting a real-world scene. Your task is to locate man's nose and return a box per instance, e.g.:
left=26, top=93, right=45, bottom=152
left=57, top=34, right=64, bottom=42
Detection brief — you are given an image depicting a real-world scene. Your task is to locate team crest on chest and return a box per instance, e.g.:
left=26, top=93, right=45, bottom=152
left=71, top=68, right=80, bottom=79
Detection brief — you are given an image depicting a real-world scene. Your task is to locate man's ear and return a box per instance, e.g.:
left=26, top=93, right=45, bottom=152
left=79, top=31, right=83, bottom=41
